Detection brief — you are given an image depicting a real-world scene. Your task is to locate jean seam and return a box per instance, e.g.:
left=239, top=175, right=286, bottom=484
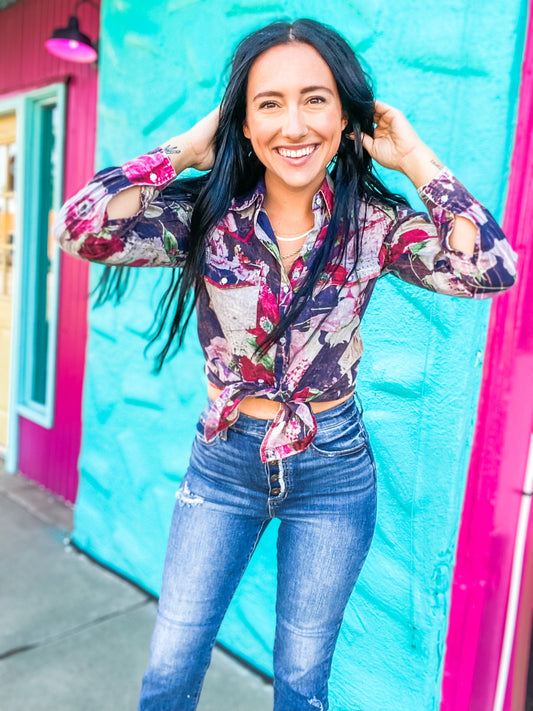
left=309, top=440, right=367, bottom=458
left=227, top=425, right=264, bottom=438
left=196, top=434, right=220, bottom=447
left=316, top=409, right=361, bottom=433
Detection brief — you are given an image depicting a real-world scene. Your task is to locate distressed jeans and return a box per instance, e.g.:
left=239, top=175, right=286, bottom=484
left=137, top=396, right=377, bottom=711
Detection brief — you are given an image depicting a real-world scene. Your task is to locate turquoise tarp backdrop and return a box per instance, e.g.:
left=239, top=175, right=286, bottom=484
left=71, top=1, right=527, bottom=708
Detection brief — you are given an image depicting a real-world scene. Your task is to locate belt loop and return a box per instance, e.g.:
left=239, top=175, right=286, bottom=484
left=220, top=427, right=228, bottom=441
left=355, top=391, right=364, bottom=417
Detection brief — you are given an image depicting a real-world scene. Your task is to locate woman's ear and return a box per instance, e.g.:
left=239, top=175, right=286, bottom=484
left=341, top=110, right=349, bottom=132
left=243, top=121, right=250, bottom=139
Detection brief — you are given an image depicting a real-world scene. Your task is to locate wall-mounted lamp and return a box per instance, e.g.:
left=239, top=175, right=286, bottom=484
left=45, top=0, right=99, bottom=64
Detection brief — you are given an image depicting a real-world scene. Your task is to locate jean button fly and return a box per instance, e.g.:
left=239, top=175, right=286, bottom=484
left=270, top=473, right=279, bottom=482
left=271, top=487, right=281, bottom=496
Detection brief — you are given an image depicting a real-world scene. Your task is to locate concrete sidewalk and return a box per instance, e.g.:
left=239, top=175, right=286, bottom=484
left=0, top=465, right=273, bottom=711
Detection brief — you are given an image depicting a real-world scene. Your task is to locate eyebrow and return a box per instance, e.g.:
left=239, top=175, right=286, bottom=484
left=252, top=85, right=334, bottom=102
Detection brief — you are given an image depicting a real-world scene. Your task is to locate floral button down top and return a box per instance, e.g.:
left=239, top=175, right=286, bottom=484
left=53, top=149, right=518, bottom=463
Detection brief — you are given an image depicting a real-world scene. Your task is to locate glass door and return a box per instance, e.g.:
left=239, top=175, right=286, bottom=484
left=0, top=112, right=16, bottom=449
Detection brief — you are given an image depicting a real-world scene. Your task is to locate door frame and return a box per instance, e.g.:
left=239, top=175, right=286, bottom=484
left=0, top=82, right=66, bottom=473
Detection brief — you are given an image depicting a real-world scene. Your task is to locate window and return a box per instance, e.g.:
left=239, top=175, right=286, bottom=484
left=16, top=85, right=65, bottom=427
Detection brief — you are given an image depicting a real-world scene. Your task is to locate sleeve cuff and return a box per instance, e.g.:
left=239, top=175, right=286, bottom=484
left=121, top=149, right=177, bottom=187
left=416, top=165, right=450, bottom=198
left=416, top=166, right=482, bottom=218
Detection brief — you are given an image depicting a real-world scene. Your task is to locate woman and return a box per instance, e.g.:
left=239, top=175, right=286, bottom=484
left=54, top=18, right=517, bottom=711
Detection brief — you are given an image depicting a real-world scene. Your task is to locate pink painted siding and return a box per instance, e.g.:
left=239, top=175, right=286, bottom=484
left=0, top=0, right=100, bottom=503
left=441, top=10, right=533, bottom=710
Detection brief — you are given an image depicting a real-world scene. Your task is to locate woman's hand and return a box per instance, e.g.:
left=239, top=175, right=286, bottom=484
left=360, top=100, right=421, bottom=171
left=359, top=100, right=444, bottom=188
left=160, top=107, right=220, bottom=172
left=361, top=100, right=477, bottom=255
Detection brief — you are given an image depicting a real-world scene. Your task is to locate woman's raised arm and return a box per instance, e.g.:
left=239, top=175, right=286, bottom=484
left=360, top=100, right=517, bottom=298
left=362, top=101, right=477, bottom=255
left=106, top=108, right=219, bottom=220
left=53, top=108, right=219, bottom=267
left=362, top=100, right=479, bottom=255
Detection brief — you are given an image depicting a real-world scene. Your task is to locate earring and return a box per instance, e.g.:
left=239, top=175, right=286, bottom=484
left=243, top=136, right=254, bottom=158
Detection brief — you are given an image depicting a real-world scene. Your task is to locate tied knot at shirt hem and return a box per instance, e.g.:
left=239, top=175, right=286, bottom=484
left=203, top=383, right=319, bottom=463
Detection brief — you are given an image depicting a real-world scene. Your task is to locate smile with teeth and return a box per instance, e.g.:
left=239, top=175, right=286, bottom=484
left=276, top=145, right=317, bottom=158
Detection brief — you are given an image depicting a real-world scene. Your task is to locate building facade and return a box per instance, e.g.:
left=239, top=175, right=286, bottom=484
left=3, top=0, right=532, bottom=708
left=0, top=0, right=99, bottom=502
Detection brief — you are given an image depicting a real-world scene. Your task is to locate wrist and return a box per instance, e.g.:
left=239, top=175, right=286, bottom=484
left=159, top=136, right=195, bottom=174
left=398, top=142, right=444, bottom=189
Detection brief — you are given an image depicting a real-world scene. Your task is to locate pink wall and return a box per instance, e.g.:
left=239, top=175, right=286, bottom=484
left=441, top=8, right=533, bottom=709
left=0, top=0, right=99, bottom=503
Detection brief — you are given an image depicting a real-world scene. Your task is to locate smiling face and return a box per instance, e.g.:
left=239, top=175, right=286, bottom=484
left=243, top=42, right=347, bottom=198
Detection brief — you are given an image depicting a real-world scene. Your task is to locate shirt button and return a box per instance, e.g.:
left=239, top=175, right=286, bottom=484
left=258, top=378, right=264, bottom=384
left=78, top=199, right=92, bottom=216
left=149, top=172, right=157, bottom=182
left=279, top=337, right=286, bottom=345
left=282, top=285, right=290, bottom=292
left=220, top=277, right=228, bottom=285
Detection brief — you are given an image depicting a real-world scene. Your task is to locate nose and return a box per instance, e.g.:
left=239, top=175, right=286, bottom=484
left=281, top=105, right=308, bottom=140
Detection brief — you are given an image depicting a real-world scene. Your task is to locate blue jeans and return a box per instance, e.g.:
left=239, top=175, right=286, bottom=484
left=137, top=396, right=377, bottom=711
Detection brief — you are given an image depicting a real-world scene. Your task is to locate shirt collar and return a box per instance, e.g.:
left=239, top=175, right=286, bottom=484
left=229, top=180, right=266, bottom=212
left=229, top=173, right=334, bottom=217
left=315, top=173, right=334, bottom=217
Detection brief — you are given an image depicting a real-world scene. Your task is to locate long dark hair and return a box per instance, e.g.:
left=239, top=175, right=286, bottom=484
left=97, top=18, right=410, bottom=370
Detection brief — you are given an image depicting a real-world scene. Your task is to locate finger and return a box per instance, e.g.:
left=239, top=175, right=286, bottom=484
left=373, top=99, right=393, bottom=112
left=361, top=132, right=373, bottom=152
left=373, top=99, right=395, bottom=123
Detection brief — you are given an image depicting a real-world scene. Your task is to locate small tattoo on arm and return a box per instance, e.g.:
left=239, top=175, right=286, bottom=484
left=430, top=158, right=444, bottom=171
left=162, top=145, right=182, bottom=156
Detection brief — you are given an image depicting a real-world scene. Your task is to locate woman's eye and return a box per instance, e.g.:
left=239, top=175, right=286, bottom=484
left=259, top=101, right=278, bottom=109
left=308, top=96, right=326, bottom=105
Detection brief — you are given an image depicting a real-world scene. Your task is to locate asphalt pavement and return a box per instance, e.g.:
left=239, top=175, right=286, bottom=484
left=0, top=463, right=273, bottom=711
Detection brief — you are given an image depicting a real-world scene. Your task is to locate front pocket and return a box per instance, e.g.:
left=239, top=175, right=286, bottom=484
left=310, top=415, right=368, bottom=457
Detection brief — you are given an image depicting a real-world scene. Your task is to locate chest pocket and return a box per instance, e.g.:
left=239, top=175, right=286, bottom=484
left=204, top=263, right=262, bottom=331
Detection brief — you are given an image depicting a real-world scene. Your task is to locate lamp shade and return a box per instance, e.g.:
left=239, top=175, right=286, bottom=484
left=45, top=15, right=97, bottom=63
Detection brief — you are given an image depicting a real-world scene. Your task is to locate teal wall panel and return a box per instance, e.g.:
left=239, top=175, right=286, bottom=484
left=72, top=0, right=526, bottom=707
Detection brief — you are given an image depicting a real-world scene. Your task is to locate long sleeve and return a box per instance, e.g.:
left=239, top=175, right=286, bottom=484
left=380, top=167, right=518, bottom=298
left=52, top=149, right=191, bottom=267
